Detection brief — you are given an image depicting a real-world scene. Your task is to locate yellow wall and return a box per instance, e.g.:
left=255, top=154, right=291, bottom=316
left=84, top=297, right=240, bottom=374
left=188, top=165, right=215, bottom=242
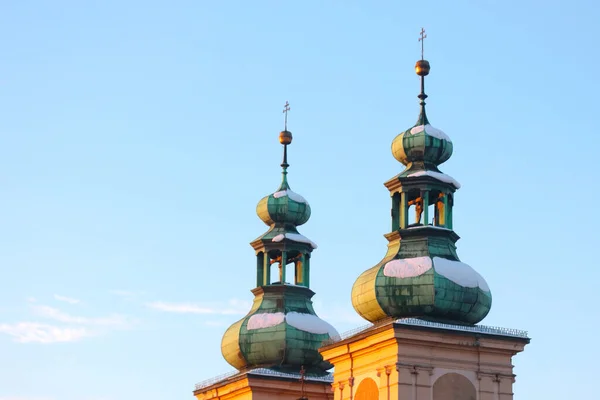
left=321, top=323, right=527, bottom=400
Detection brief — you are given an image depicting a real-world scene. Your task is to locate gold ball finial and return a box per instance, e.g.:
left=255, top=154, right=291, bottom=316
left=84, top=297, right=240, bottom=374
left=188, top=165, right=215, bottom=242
left=279, top=130, right=293, bottom=145
left=415, top=59, right=430, bottom=76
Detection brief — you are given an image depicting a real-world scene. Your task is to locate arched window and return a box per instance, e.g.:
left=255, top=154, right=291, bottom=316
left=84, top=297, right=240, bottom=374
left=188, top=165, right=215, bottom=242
left=433, top=373, right=476, bottom=400
left=355, top=377, right=379, bottom=400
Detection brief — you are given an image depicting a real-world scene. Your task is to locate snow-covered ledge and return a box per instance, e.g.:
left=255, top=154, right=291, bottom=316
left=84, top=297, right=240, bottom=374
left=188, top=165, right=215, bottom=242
left=406, top=170, right=461, bottom=189
left=272, top=233, right=318, bottom=249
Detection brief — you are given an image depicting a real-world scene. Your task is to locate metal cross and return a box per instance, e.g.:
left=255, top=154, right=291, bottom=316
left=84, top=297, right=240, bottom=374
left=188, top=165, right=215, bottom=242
left=283, top=101, right=291, bottom=130
left=418, top=28, right=427, bottom=59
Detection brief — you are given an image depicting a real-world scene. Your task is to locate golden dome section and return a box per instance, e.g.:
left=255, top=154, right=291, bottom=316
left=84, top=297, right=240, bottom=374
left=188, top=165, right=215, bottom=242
left=391, top=131, right=409, bottom=165
left=220, top=318, right=247, bottom=370
left=351, top=265, right=387, bottom=322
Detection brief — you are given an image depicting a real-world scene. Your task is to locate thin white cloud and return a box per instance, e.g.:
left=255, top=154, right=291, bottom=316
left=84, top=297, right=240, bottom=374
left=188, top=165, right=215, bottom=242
left=53, top=294, right=80, bottom=304
left=0, top=322, right=89, bottom=344
left=147, top=299, right=251, bottom=316
left=31, top=305, right=133, bottom=328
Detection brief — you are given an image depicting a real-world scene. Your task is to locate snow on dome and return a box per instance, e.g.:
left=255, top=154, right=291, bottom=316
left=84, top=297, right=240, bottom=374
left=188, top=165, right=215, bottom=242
left=409, top=124, right=452, bottom=142
left=273, top=189, right=308, bottom=204
left=383, top=256, right=432, bottom=279
left=432, top=257, right=490, bottom=292
left=406, top=170, right=461, bottom=189
left=272, top=233, right=318, bottom=249
left=247, top=312, right=285, bottom=330
left=285, top=312, right=339, bottom=337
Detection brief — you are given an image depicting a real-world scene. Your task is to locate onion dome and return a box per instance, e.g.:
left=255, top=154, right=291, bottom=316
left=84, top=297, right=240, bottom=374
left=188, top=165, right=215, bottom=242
left=351, top=247, right=492, bottom=325
left=221, top=285, right=338, bottom=374
left=391, top=115, right=453, bottom=167
left=256, top=189, right=311, bottom=226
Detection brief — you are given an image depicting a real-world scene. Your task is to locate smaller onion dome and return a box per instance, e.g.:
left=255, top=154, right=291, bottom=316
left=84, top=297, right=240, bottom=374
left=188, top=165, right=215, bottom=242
left=256, top=183, right=311, bottom=226
left=391, top=115, right=453, bottom=167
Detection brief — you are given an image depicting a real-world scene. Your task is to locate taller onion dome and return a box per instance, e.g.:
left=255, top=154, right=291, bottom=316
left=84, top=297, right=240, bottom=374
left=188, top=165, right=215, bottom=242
left=221, top=103, right=338, bottom=375
left=351, top=45, right=491, bottom=326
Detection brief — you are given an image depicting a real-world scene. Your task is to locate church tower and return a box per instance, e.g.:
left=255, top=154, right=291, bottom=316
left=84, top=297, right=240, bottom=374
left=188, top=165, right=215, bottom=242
left=194, top=104, right=337, bottom=400
left=320, top=31, right=529, bottom=400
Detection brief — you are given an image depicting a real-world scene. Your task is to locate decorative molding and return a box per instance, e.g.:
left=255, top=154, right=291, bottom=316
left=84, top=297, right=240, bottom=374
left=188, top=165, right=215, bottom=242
left=376, top=367, right=389, bottom=378
left=477, top=372, right=514, bottom=382
left=396, top=362, right=434, bottom=375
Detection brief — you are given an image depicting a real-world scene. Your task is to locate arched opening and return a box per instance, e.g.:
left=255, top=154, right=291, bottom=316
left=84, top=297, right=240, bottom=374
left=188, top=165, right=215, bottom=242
left=270, top=260, right=281, bottom=284
left=355, top=377, right=379, bottom=400
left=434, top=191, right=447, bottom=227
left=407, top=189, right=423, bottom=226
left=427, top=200, right=435, bottom=225
left=266, top=250, right=283, bottom=284
left=433, top=373, right=476, bottom=400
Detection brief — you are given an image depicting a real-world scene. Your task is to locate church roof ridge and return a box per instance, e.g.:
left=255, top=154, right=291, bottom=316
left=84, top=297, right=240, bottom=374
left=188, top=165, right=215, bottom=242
left=322, top=318, right=529, bottom=348
left=194, top=367, right=334, bottom=392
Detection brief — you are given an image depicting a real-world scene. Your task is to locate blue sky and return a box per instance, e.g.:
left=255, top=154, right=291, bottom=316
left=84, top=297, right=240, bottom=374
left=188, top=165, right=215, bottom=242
left=1, top=1, right=598, bottom=399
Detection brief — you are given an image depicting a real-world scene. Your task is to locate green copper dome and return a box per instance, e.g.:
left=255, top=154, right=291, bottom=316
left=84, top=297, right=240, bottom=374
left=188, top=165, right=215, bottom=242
left=391, top=108, right=453, bottom=167
left=351, top=229, right=491, bottom=325
left=221, top=285, right=337, bottom=374
left=256, top=182, right=311, bottom=226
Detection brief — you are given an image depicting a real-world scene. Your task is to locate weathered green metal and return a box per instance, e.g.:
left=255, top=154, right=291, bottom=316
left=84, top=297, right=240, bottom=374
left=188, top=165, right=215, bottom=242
left=221, top=121, right=337, bottom=374
left=391, top=108, right=454, bottom=168
left=256, top=181, right=311, bottom=227
left=221, top=285, right=334, bottom=374
left=351, top=60, right=492, bottom=326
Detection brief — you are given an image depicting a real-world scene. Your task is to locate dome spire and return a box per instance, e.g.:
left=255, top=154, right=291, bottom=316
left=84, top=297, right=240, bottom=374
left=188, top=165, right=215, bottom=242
left=279, top=101, right=293, bottom=190
left=416, top=28, right=430, bottom=126
left=221, top=104, right=338, bottom=375
left=391, top=28, right=453, bottom=169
